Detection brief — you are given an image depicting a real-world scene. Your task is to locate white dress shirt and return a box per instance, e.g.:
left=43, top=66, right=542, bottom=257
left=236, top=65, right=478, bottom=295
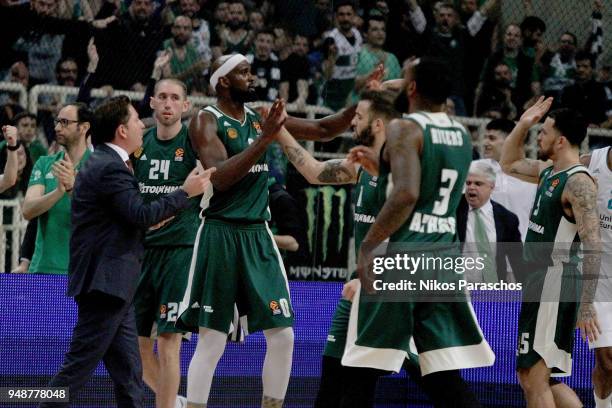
left=464, top=199, right=497, bottom=282
left=486, top=159, right=537, bottom=241
left=465, top=199, right=496, bottom=245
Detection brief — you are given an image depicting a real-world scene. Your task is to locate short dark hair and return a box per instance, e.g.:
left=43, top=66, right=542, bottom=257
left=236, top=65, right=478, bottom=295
left=66, top=102, right=94, bottom=138
left=92, top=96, right=132, bottom=146
left=547, top=108, right=588, bottom=147
left=575, top=50, right=596, bottom=68
left=561, top=31, right=577, bottom=46
left=413, top=57, right=451, bottom=104
left=255, top=28, right=275, bottom=40
left=334, top=0, right=355, bottom=13
left=12, top=111, right=36, bottom=126
left=486, top=118, right=515, bottom=135
left=365, top=14, right=386, bottom=32
left=55, top=57, right=77, bottom=74
left=360, top=90, right=399, bottom=122
left=520, top=16, right=546, bottom=34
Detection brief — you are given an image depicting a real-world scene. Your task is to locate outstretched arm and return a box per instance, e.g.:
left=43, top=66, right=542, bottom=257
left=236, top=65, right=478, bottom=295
left=564, top=173, right=602, bottom=342
left=276, top=127, right=357, bottom=185
left=189, top=100, right=286, bottom=191
left=500, top=96, right=553, bottom=184
left=284, top=104, right=357, bottom=142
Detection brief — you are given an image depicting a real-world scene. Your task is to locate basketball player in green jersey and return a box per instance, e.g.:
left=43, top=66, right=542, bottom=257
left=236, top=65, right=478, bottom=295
left=275, top=90, right=397, bottom=406
left=177, top=54, right=361, bottom=408
left=277, top=88, right=484, bottom=407
left=132, top=79, right=197, bottom=408
left=500, top=97, right=601, bottom=408
left=340, top=58, right=495, bottom=406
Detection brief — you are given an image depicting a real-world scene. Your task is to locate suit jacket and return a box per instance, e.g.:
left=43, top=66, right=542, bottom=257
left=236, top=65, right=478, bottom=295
left=67, top=144, right=190, bottom=301
left=457, top=197, right=525, bottom=281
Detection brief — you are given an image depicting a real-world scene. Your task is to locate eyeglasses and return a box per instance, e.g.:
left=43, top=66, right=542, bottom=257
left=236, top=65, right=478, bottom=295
left=54, top=118, right=79, bottom=127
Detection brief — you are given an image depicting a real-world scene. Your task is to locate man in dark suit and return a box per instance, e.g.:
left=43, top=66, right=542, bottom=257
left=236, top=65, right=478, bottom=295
left=40, top=95, right=214, bottom=407
left=457, top=159, right=524, bottom=283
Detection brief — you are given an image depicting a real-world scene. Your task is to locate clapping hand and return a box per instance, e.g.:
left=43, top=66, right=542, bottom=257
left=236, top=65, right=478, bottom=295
left=52, top=154, right=76, bottom=193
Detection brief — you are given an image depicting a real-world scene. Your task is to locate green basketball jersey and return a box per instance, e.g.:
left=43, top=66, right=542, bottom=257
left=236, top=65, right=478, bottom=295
left=201, top=105, right=270, bottom=222
left=133, top=124, right=200, bottom=246
left=391, top=112, right=472, bottom=243
left=353, top=166, right=389, bottom=251
left=28, top=149, right=91, bottom=274
left=523, top=165, right=590, bottom=265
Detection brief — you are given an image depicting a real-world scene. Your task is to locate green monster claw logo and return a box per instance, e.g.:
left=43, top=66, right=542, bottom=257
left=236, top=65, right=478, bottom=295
left=304, top=186, right=347, bottom=261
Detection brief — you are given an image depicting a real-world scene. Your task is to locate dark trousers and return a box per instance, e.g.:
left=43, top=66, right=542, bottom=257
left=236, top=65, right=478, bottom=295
left=315, top=355, right=482, bottom=408
left=39, top=291, right=144, bottom=407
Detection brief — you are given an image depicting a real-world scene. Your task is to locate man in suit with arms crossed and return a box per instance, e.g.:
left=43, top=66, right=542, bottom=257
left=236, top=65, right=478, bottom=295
left=40, top=95, right=214, bottom=407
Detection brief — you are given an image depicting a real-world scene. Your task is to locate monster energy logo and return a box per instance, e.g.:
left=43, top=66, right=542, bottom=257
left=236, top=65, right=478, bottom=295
left=304, top=186, right=347, bottom=261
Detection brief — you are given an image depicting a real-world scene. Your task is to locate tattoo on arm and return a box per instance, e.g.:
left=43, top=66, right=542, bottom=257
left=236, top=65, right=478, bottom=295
left=566, top=174, right=601, bottom=304
left=317, top=160, right=354, bottom=184
left=283, top=145, right=306, bottom=167
left=507, top=158, right=545, bottom=184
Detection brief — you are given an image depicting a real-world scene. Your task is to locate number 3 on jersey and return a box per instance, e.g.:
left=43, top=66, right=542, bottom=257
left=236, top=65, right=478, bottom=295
left=149, top=159, right=170, bottom=180
left=432, top=169, right=458, bottom=215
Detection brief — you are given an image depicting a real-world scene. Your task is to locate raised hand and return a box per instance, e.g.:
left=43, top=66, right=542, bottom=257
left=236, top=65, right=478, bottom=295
left=86, top=38, right=99, bottom=73
left=2, top=125, right=18, bottom=147
left=364, top=63, right=385, bottom=91
left=261, top=99, right=287, bottom=140
left=518, top=96, right=553, bottom=127
left=91, top=15, right=117, bottom=29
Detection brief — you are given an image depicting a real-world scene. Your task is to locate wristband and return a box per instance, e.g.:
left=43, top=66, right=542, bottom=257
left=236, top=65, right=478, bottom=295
left=7, top=141, right=21, bottom=151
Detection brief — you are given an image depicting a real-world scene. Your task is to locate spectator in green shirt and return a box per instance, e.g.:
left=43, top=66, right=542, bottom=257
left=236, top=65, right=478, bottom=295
left=22, top=103, right=93, bottom=275
left=161, top=15, right=206, bottom=93
left=349, top=15, right=401, bottom=104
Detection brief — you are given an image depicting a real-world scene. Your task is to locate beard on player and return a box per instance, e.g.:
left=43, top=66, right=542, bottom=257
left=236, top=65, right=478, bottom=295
left=230, top=86, right=258, bottom=104
left=353, top=123, right=376, bottom=147
left=537, top=142, right=554, bottom=161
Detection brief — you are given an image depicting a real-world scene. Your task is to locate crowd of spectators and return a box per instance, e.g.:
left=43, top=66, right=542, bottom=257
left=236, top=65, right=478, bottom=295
left=0, top=0, right=610, bottom=125
left=0, top=0, right=610, bottom=274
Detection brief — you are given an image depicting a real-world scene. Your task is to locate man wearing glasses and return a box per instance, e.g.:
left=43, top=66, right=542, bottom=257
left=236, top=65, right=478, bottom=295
left=21, top=103, right=93, bottom=275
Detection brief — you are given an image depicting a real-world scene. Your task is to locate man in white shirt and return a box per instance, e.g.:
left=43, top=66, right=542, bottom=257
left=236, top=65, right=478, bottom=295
left=481, top=118, right=537, bottom=240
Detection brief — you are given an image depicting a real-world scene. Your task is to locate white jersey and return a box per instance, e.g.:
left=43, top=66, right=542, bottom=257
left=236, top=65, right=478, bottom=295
left=588, top=146, right=612, bottom=349
left=325, top=28, right=362, bottom=80
left=588, top=147, right=612, bottom=300
left=485, top=159, right=537, bottom=241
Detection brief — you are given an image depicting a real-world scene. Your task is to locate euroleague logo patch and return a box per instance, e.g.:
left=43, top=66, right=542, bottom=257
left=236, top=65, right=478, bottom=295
left=269, top=300, right=281, bottom=315
left=134, top=146, right=144, bottom=159
left=253, top=121, right=262, bottom=135
left=227, top=128, right=238, bottom=139
left=174, top=148, right=184, bottom=162
left=160, top=304, right=167, bottom=319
